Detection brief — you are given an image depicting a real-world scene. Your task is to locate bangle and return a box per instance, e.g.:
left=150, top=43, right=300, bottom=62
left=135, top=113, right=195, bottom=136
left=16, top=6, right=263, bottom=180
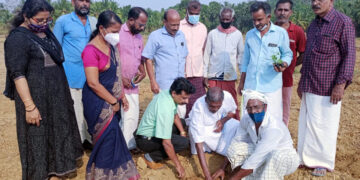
left=110, top=101, right=118, bottom=106
left=25, top=106, right=37, bottom=112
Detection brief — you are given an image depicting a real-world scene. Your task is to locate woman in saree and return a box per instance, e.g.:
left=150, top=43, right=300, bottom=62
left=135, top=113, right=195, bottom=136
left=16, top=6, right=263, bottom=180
left=4, top=0, right=83, bottom=179
left=81, top=10, right=140, bottom=179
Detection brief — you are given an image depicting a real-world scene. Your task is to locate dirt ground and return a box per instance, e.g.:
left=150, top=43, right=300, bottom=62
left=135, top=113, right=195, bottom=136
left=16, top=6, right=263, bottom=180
left=0, top=35, right=359, bottom=180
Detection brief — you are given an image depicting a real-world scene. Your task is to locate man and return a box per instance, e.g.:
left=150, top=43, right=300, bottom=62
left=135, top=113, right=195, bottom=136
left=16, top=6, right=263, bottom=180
left=118, top=7, right=148, bottom=150
left=135, top=77, right=195, bottom=178
left=238, top=2, right=292, bottom=122
left=297, top=0, right=355, bottom=176
left=54, top=0, right=96, bottom=148
left=179, top=0, right=207, bottom=119
left=203, top=7, right=244, bottom=119
left=142, top=9, right=188, bottom=131
left=212, top=90, right=299, bottom=180
left=274, top=0, right=306, bottom=126
left=189, top=87, right=239, bottom=179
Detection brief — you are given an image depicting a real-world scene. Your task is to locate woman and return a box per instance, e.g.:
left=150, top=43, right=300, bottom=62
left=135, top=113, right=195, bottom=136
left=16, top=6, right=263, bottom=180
left=82, top=10, right=140, bottom=179
left=4, top=0, right=83, bottom=179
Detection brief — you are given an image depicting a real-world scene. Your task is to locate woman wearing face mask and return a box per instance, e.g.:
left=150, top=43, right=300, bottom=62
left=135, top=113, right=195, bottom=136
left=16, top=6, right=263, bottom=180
left=4, top=0, right=83, bottom=179
left=81, top=10, right=139, bottom=179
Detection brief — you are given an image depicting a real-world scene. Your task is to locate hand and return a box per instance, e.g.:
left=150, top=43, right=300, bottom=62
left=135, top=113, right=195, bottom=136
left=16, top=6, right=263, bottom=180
left=203, top=78, right=209, bottom=89
left=214, top=119, right=224, bottom=133
left=111, top=102, right=120, bottom=112
left=273, top=62, right=288, bottom=72
left=297, top=86, right=302, bottom=99
left=180, top=131, right=187, bottom=137
left=122, top=96, right=129, bottom=111
left=237, top=83, right=244, bottom=96
left=330, top=83, right=345, bottom=104
left=176, top=164, right=186, bottom=179
left=150, top=81, right=160, bottom=94
left=212, top=169, right=225, bottom=180
left=26, top=107, right=42, bottom=126
left=133, top=71, right=146, bottom=84
left=122, top=77, right=132, bottom=89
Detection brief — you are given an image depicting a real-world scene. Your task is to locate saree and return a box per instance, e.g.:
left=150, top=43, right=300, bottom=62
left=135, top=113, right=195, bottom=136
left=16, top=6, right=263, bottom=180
left=82, top=46, right=140, bottom=180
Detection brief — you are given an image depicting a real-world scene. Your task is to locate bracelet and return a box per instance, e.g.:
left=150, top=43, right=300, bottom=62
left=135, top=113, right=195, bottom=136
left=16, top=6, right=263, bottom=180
left=110, top=101, right=118, bottom=106
left=23, top=99, right=33, bottom=103
left=180, top=131, right=187, bottom=136
left=25, top=106, right=37, bottom=112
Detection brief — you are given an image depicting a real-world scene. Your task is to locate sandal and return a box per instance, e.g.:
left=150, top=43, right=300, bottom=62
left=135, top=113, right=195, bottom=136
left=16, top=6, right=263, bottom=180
left=311, top=168, right=327, bottom=177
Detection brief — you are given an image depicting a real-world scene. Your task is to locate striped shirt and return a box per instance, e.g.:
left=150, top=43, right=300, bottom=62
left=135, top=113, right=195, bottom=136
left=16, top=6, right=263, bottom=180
left=299, top=8, right=356, bottom=96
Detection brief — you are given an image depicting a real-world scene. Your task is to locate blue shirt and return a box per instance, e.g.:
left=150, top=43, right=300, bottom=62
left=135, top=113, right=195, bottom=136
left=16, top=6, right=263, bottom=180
left=241, top=23, right=293, bottom=93
left=142, top=26, right=188, bottom=90
left=53, top=12, right=92, bottom=88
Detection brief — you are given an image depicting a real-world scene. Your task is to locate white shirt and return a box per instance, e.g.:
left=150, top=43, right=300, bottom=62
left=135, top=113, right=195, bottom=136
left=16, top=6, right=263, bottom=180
left=203, top=28, right=244, bottom=80
left=233, top=112, right=295, bottom=170
left=189, top=91, right=237, bottom=150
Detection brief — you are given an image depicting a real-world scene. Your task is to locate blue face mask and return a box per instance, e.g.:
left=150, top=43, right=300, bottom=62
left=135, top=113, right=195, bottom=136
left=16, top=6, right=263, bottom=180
left=249, top=110, right=265, bottom=123
left=188, top=14, right=200, bottom=25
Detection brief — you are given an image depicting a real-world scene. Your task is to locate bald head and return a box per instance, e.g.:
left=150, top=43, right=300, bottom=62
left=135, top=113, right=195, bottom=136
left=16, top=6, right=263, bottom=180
left=163, top=9, right=180, bottom=36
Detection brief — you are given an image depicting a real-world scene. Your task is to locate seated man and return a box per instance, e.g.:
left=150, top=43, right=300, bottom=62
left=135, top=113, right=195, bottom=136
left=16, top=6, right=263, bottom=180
left=189, top=87, right=239, bottom=179
left=212, top=90, right=299, bottom=180
left=135, top=77, right=195, bottom=178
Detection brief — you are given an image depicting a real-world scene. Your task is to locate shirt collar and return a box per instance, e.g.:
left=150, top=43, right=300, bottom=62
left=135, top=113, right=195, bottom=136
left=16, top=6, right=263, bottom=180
left=161, top=26, right=180, bottom=36
left=288, top=21, right=295, bottom=32
left=268, top=21, right=276, bottom=32
left=71, top=11, right=88, bottom=24
left=317, top=8, right=336, bottom=23
left=124, top=22, right=130, bottom=32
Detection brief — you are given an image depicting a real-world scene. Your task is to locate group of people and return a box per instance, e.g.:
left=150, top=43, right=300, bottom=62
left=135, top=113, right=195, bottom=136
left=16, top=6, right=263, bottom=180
left=3, top=0, right=355, bottom=179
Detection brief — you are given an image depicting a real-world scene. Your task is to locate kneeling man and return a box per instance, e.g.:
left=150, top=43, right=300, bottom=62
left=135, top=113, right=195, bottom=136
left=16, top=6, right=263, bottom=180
left=135, top=77, right=195, bottom=178
left=213, top=90, right=299, bottom=180
left=189, top=87, right=239, bottom=179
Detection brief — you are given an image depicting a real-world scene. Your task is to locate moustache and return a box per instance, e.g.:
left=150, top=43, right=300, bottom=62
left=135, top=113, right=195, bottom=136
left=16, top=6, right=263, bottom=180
left=312, top=6, right=321, bottom=10
left=278, top=15, right=287, bottom=19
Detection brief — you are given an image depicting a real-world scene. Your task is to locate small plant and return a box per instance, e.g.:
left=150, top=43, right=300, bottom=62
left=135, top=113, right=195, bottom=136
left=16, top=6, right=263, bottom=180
left=272, top=52, right=284, bottom=67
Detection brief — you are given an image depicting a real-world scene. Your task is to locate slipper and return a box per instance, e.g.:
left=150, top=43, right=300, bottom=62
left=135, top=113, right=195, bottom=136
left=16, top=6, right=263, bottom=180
left=311, top=168, right=327, bottom=177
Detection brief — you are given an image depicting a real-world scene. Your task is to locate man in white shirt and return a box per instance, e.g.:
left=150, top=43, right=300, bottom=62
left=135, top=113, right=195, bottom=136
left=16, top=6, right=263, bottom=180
left=203, top=7, right=244, bottom=119
left=212, top=90, right=299, bottom=180
left=189, top=87, right=239, bottom=179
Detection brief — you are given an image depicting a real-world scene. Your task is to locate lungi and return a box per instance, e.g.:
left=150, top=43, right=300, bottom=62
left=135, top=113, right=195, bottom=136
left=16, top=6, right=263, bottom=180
left=227, top=142, right=299, bottom=179
left=120, top=93, right=139, bottom=150
left=282, top=86, right=292, bottom=126
left=297, top=92, right=341, bottom=171
left=186, top=77, right=206, bottom=118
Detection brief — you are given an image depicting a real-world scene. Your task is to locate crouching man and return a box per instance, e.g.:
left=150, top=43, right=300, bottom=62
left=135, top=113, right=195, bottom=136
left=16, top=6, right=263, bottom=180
left=135, top=77, right=195, bottom=178
left=189, top=87, right=239, bottom=179
left=212, top=90, right=299, bottom=180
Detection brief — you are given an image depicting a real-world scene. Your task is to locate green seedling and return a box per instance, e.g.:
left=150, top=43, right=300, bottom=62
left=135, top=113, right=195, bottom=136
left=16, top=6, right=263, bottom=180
left=272, top=52, right=284, bottom=67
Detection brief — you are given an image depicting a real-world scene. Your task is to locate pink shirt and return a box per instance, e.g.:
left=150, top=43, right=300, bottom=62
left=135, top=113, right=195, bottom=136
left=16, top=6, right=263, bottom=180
left=118, top=23, right=143, bottom=94
left=179, top=19, right=207, bottom=78
left=82, top=44, right=109, bottom=71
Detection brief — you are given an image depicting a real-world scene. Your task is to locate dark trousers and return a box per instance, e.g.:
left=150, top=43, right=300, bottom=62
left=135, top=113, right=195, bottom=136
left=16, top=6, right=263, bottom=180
left=135, top=119, right=189, bottom=162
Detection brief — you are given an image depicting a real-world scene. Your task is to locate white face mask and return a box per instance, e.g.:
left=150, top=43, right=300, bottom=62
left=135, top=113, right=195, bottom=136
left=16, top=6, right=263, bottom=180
left=104, top=32, right=120, bottom=46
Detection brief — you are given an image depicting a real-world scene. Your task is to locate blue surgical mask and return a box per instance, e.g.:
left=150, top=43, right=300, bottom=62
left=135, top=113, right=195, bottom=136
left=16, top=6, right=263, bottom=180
left=249, top=110, right=265, bottom=123
left=188, top=14, right=200, bottom=25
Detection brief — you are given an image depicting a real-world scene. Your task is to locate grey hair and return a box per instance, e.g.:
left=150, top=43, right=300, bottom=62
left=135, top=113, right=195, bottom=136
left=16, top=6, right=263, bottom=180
left=206, top=87, right=224, bottom=103
left=219, top=7, right=235, bottom=19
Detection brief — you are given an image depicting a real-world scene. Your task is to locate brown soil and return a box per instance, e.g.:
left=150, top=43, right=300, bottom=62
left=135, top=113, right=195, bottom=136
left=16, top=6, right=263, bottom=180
left=0, top=35, right=359, bottom=180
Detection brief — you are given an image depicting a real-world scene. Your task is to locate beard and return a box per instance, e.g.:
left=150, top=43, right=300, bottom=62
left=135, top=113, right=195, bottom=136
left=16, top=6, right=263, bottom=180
left=130, top=25, right=142, bottom=35
left=276, top=15, right=289, bottom=24
left=75, top=6, right=90, bottom=17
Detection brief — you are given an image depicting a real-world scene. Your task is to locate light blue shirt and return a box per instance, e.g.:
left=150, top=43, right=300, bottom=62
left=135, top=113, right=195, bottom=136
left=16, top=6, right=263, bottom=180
left=142, top=26, right=188, bottom=90
left=241, top=23, right=293, bottom=93
left=53, top=12, right=92, bottom=88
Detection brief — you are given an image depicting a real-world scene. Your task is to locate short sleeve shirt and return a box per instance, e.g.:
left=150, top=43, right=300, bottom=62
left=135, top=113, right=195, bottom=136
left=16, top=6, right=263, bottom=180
left=136, top=91, right=177, bottom=139
left=142, top=27, right=188, bottom=90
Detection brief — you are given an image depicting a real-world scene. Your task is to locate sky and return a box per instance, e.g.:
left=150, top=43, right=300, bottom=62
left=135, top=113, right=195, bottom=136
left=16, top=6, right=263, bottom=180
left=1, top=0, right=254, bottom=11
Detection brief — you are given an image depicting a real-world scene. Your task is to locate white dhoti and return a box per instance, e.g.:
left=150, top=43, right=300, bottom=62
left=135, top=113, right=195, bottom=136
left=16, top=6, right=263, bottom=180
left=70, top=88, right=91, bottom=143
left=297, top=92, right=341, bottom=171
left=227, top=141, right=299, bottom=180
left=120, top=93, right=140, bottom=150
left=241, top=88, right=283, bottom=122
left=190, top=119, right=239, bottom=156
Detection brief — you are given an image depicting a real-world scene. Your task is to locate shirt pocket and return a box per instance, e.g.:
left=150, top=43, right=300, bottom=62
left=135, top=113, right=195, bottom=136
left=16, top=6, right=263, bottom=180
left=316, top=34, right=337, bottom=54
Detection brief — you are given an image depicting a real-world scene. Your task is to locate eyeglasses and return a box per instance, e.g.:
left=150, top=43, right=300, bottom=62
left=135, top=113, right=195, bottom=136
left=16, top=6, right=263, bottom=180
left=246, top=104, right=265, bottom=112
left=311, top=0, right=327, bottom=3
left=31, top=17, right=53, bottom=25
